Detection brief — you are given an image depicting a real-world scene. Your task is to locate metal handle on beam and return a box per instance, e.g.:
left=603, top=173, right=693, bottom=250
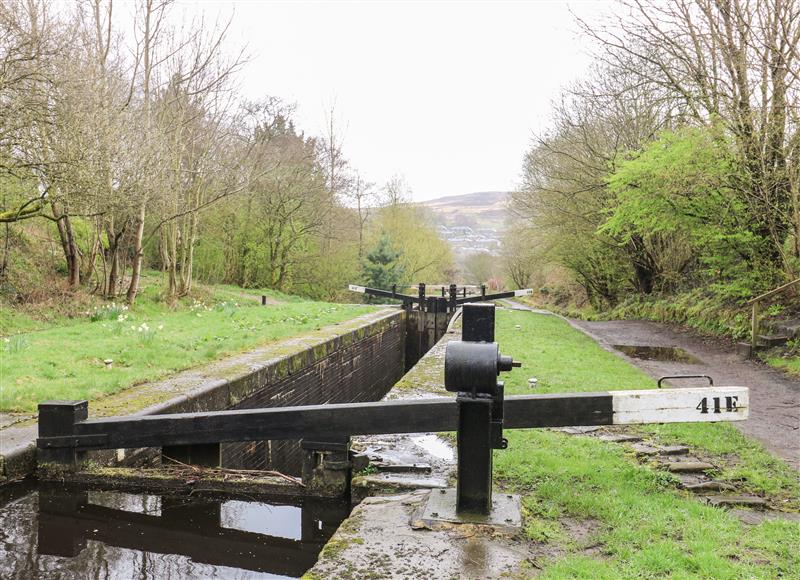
left=657, top=375, right=714, bottom=388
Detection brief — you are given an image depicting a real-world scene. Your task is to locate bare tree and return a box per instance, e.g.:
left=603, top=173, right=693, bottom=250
left=348, top=172, right=377, bottom=257
left=577, top=0, right=800, bottom=276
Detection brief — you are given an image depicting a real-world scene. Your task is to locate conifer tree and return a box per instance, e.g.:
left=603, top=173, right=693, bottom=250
left=363, top=233, right=405, bottom=290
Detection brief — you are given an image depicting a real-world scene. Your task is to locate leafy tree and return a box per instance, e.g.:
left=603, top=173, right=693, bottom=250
left=602, top=126, right=777, bottom=299
left=464, top=253, right=495, bottom=285
left=368, top=204, right=453, bottom=284
left=501, top=221, right=538, bottom=289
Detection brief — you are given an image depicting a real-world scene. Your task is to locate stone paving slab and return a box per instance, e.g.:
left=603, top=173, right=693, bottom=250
left=0, top=414, right=32, bottom=430
left=706, top=495, right=768, bottom=508
left=306, top=491, right=533, bottom=580
left=667, top=461, right=716, bottom=473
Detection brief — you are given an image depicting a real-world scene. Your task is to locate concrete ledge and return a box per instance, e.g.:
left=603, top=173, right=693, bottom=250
left=386, top=313, right=460, bottom=399
left=1, top=308, right=403, bottom=484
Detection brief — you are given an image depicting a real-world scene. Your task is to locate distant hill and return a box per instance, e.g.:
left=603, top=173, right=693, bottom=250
left=418, top=191, right=510, bottom=231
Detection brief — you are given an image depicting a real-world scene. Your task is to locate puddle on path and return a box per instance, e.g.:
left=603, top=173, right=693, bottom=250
left=410, top=434, right=454, bottom=461
left=613, top=344, right=702, bottom=364
left=0, top=483, right=349, bottom=579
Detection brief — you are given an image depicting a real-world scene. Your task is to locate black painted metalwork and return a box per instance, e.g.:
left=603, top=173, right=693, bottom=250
left=491, top=383, right=507, bottom=450
left=456, top=394, right=494, bottom=513
left=445, top=342, right=505, bottom=396
left=657, top=374, right=715, bottom=388
left=350, top=283, right=530, bottom=309
left=448, top=303, right=518, bottom=513
left=461, top=303, right=495, bottom=342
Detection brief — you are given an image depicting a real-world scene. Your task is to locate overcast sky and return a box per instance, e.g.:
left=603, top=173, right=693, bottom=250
left=173, top=0, right=610, bottom=201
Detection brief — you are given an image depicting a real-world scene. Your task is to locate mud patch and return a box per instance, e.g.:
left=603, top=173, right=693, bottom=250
left=560, top=516, right=603, bottom=546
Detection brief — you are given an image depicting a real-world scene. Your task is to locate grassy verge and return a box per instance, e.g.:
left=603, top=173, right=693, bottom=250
left=765, top=350, right=800, bottom=377
left=0, top=282, right=374, bottom=412
left=519, top=290, right=800, bottom=382
left=493, top=308, right=799, bottom=578
left=0, top=271, right=303, bottom=336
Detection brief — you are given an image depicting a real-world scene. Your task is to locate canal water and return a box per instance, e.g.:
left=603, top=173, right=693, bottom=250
left=0, top=482, right=350, bottom=579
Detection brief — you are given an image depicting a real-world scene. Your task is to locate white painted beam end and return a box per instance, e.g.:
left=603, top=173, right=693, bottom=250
left=610, top=387, right=749, bottom=425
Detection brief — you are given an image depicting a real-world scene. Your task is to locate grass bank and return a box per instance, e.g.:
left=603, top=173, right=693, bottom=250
left=0, top=279, right=373, bottom=412
left=0, top=272, right=308, bottom=336
left=519, top=289, right=800, bottom=378
left=493, top=308, right=799, bottom=578
left=764, top=347, right=800, bottom=376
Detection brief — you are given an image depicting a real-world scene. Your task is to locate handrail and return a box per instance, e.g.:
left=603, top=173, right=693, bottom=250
left=747, top=277, right=800, bottom=351
left=746, top=277, right=800, bottom=305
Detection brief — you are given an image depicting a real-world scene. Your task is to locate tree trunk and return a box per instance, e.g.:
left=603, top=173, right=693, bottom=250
left=51, top=200, right=81, bottom=287
left=104, top=218, right=127, bottom=298
left=126, top=203, right=147, bottom=304
left=106, top=244, right=120, bottom=297
left=164, top=223, right=178, bottom=299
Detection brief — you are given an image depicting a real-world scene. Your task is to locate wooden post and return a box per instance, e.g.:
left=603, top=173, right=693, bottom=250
left=261, top=295, right=267, bottom=306
left=435, top=297, right=448, bottom=341
left=448, top=284, right=458, bottom=313
left=751, top=301, right=759, bottom=352
left=37, top=400, right=88, bottom=471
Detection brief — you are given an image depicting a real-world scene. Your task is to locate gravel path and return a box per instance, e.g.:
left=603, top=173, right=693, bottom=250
left=501, top=301, right=799, bottom=469
left=570, top=319, right=799, bottom=469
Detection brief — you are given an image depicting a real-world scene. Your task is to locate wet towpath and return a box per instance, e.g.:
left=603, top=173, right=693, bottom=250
left=502, top=301, right=799, bottom=470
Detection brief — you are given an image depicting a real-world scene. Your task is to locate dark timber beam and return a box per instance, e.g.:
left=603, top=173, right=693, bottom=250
left=348, top=284, right=416, bottom=303
left=454, top=288, right=533, bottom=305
left=37, top=387, right=748, bottom=453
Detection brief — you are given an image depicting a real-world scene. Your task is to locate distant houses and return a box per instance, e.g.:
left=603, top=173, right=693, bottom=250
left=436, top=225, right=501, bottom=254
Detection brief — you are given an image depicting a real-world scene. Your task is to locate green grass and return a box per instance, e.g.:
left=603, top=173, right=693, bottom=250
left=0, top=271, right=304, bottom=336
left=765, top=354, right=800, bottom=377
left=0, top=287, right=374, bottom=412
left=519, top=291, right=800, bottom=378
left=492, top=308, right=800, bottom=578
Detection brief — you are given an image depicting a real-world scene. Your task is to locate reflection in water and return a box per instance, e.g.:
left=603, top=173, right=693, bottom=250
left=0, top=485, right=349, bottom=579
left=411, top=435, right=454, bottom=461
left=613, top=344, right=702, bottom=364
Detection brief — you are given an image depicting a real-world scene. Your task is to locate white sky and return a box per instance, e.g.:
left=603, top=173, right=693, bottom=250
left=170, top=0, right=611, bottom=201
